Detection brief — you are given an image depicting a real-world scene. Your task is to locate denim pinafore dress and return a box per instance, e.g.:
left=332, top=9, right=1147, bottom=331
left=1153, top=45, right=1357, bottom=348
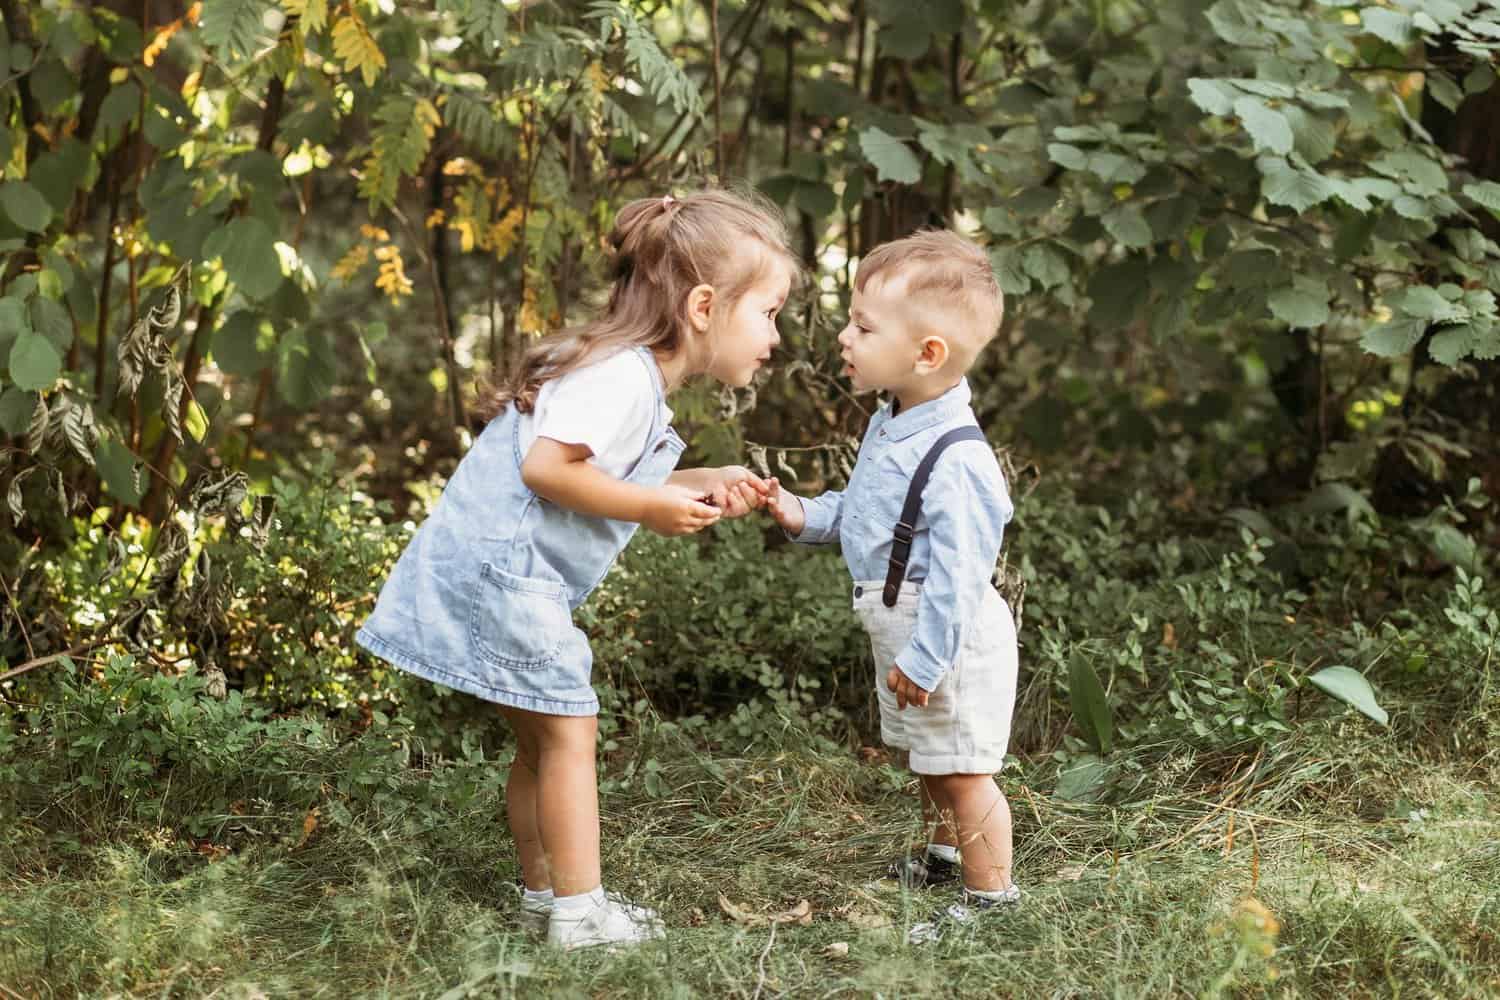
left=356, top=347, right=684, bottom=716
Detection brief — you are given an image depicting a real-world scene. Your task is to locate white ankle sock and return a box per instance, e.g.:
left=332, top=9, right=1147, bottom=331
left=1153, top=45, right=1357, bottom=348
left=926, top=843, right=960, bottom=864
left=553, top=886, right=606, bottom=914
left=523, top=887, right=554, bottom=906
left=967, top=884, right=1016, bottom=901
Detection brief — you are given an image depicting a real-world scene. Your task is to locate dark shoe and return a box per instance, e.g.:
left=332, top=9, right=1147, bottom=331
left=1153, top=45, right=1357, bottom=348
left=907, top=885, right=1021, bottom=943
left=886, top=849, right=961, bottom=889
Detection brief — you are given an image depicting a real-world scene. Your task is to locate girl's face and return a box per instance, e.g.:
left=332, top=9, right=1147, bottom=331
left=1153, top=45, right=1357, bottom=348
left=705, top=259, right=792, bottom=387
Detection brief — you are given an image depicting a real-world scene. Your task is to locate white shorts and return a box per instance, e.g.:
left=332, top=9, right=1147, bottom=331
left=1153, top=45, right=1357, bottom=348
left=852, top=580, right=1017, bottom=776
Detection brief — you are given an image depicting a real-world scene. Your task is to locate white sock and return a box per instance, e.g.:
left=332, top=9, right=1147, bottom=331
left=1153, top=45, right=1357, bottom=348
left=926, top=843, right=960, bottom=864
left=967, top=884, right=1017, bottom=901
left=523, top=887, right=554, bottom=906
left=553, top=886, right=606, bottom=914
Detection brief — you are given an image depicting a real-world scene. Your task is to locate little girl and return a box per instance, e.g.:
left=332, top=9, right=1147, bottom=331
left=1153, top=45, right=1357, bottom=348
left=356, top=190, right=799, bottom=949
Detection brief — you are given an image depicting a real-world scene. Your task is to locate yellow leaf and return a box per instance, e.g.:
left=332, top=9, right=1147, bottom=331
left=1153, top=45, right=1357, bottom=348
left=144, top=18, right=185, bottom=67
left=414, top=98, right=441, bottom=138
left=373, top=245, right=413, bottom=301
left=331, top=12, right=385, bottom=88
left=282, top=0, right=328, bottom=34
left=487, top=205, right=524, bottom=261
left=425, top=209, right=445, bottom=229
left=330, top=243, right=369, bottom=282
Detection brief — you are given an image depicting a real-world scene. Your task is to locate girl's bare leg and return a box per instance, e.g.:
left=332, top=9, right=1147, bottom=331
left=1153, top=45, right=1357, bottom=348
left=499, top=708, right=549, bottom=891
left=509, top=709, right=601, bottom=897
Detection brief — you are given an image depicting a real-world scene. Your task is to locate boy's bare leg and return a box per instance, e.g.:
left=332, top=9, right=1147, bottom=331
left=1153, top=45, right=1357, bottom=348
left=920, top=777, right=959, bottom=851
left=501, top=707, right=601, bottom=896
left=928, top=773, right=1014, bottom=892
left=499, top=709, right=550, bottom=891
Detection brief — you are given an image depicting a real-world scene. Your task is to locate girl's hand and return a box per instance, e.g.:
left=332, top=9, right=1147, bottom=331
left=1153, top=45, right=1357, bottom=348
left=763, top=478, right=806, bottom=536
left=886, top=666, right=930, bottom=710
left=708, top=465, right=772, bottom=518
left=643, top=484, right=723, bottom=536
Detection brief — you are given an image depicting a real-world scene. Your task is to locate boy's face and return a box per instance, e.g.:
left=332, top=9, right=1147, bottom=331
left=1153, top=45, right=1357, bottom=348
left=836, top=273, right=936, bottom=395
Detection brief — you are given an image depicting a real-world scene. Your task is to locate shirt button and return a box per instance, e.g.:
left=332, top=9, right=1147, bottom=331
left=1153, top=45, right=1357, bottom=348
left=854, top=586, right=863, bottom=597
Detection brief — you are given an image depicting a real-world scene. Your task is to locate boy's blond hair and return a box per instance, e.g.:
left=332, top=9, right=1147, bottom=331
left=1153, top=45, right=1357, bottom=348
left=854, top=229, right=1004, bottom=368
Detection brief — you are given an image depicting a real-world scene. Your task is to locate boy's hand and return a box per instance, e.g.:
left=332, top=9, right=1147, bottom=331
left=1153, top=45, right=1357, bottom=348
left=886, top=666, right=930, bottom=709
left=763, top=478, right=806, bottom=536
left=643, top=485, right=722, bottom=536
left=706, top=465, right=772, bottom=518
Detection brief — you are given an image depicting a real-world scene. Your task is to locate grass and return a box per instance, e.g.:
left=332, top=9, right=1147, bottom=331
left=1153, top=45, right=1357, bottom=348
left=3, top=712, right=1499, bottom=999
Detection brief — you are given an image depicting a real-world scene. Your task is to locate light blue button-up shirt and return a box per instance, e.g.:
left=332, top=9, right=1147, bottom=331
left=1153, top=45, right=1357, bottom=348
left=792, top=379, right=1011, bottom=691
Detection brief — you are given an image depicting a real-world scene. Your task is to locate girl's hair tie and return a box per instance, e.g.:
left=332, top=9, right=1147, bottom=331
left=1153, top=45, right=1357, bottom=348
left=661, top=194, right=676, bottom=209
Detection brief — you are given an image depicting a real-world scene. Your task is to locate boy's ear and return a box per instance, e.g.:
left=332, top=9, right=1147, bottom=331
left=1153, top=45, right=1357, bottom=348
left=914, top=334, right=950, bottom=374
left=686, top=283, right=715, bottom=333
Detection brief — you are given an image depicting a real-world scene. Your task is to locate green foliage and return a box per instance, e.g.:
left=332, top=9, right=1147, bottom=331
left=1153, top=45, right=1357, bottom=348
left=586, top=517, right=867, bottom=739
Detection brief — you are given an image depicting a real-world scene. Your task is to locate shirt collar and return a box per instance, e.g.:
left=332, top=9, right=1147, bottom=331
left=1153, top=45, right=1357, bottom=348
left=879, top=379, right=972, bottom=441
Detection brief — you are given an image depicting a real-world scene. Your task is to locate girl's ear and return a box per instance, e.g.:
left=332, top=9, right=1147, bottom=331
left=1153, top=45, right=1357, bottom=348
left=686, top=283, right=715, bottom=333
left=915, top=334, right=950, bottom=373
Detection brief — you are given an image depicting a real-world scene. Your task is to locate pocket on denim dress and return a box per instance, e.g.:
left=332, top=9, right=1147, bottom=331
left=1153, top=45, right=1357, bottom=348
left=469, top=563, right=571, bottom=669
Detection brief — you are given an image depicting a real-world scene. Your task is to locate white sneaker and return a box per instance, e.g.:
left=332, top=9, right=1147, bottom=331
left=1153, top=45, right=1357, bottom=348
left=547, top=893, right=665, bottom=950
left=519, top=891, right=659, bottom=936
left=907, top=885, right=1021, bottom=944
left=519, top=894, right=552, bottom=936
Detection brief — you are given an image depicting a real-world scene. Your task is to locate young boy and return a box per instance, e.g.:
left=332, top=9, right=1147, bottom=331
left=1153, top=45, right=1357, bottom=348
left=767, top=230, right=1018, bottom=943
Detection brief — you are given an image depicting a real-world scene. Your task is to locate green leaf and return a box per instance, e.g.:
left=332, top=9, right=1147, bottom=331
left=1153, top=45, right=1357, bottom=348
left=199, top=0, right=273, bottom=61
left=1260, top=158, right=1334, bottom=212
left=1068, top=651, right=1113, bottom=754
left=30, top=297, right=71, bottom=351
left=0, top=296, right=30, bottom=339
left=1426, top=71, right=1463, bottom=112
left=1464, top=181, right=1500, bottom=219
left=1427, top=523, right=1476, bottom=568
left=1087, top=256, right=1151, bottom=331
left=1186, top=78, right=1237, bottom=116
left=277, top=327, right=338, bottom=408
left=1361, top=8, right=1412, bottom=47
left=1102, top=205, right=1153, bottom=248
left=95, top=81, right=141, bottom=146
left=870, top=0, right=962, bottom=59
left=0, top=181, right=54, bottom=232
left=1268, top=283, right=1330, bottom=328
left=1020, top=243, right=1071, bottom=290
left=1147, top=195, right=1201, bottom=240
left=859, top=127, right=922, bottom=185
left=183, top=397, right=209, bottom=442
left=1308, top=665, right=1388, bottom=726
left=8, top=333, right=61, bottom=391
left=1283, top=106, right=1335, bottom=164
left=1046, top=142, right=1088, bottom=171
left=1398, top=285, right=1465, bottom=322
left=212, top=312, right=275, bottom=376
left=989, top=246, right=1031, bottom=296
left=1429, top=324, right=1474, bottom=366
left=1234, top=96, right=1293, bottom=155
left=1371, top=150, right=1448, bottom=194
left=1361, top=316, right=1428, bottom=356
left=0, top=386, right=35, bottom=435
left=94, top=437, right=146, bottom=504
left=1054, top=754, right=1107, bottom=803
left=204, top=217, right=283, bottom=301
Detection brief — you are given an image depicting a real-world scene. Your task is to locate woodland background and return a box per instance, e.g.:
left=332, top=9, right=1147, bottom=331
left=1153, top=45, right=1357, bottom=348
left=2, top=0, right=1498, bottom=995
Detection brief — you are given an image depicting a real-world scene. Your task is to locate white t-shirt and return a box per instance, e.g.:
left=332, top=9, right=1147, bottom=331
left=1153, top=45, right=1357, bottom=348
left=517, top=349, right=673, bottom=480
